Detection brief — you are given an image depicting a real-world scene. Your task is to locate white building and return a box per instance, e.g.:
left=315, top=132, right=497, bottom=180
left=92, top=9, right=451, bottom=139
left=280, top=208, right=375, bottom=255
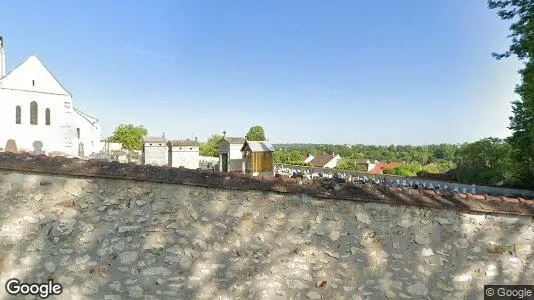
left=142, top=136, right=168, bottom=166
left=168, top=139, right=200, bottom=169
left=0, top=37, right=101, bottom=157
left=100, top=138, right=123, bottom=153
left=218, top=137, right=245, bottom=172
left=308, top=154, right=341, bottom=169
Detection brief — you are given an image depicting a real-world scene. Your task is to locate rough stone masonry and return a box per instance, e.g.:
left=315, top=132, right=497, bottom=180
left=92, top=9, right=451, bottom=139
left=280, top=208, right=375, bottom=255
left=0, top=169, right=533, bottom=300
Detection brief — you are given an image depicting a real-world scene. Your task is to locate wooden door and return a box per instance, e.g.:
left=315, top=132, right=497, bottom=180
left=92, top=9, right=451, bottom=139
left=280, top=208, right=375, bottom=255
left=222, top=153, right=228, bottom=172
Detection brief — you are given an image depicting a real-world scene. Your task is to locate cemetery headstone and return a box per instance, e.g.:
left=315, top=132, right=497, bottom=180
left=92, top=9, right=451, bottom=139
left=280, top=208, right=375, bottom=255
left=5, top=139, right=17, bottom=153
left=32, top=141, right=44, bottom=155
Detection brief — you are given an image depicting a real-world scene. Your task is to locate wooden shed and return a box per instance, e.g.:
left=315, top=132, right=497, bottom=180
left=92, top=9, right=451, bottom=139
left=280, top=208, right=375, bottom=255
left=240, top=141, right=274, bottom=177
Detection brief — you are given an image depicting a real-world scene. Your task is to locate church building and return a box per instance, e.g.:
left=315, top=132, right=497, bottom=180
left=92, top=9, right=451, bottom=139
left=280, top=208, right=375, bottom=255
left=0, top=36, right=101, bottom=157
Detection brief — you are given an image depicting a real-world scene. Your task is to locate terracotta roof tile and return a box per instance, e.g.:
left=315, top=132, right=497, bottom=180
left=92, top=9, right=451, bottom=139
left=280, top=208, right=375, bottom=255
left=368, top=162, right=402, bottom=174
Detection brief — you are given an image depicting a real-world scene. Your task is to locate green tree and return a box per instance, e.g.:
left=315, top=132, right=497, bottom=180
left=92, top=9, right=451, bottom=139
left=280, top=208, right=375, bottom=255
left=199, top=134, right=223, bottom=157
left=454, top=138, right=518, bottom=186
left=335, top=158, right=368, bottom=172
left=384, top=164, right=422, bottom=177
left=110, top=124, right=147, bottom=151
left=489, top=0, right=534, bottom=187
left=246, top=125, right=266, bottom=141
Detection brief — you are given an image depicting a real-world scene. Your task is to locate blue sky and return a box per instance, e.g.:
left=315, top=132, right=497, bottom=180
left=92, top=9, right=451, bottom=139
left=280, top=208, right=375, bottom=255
left=1, top=0, right=522, bottom=145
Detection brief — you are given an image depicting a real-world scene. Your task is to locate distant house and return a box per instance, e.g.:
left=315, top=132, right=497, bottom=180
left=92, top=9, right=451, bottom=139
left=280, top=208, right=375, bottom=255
left=353, top=159, right=380, bottom=172
left=241, top=141, right=274, bottom=177
left=308, top=153, right=341, bottom=168
left=142, top=136, right=168, bottom=166
left=368, top=162, right=402, bottom=174
left=168, top=139, right=200, bottom=169
left=218, top=136, right=246, bottom=172
left=302, top=154, right=315, bottom=164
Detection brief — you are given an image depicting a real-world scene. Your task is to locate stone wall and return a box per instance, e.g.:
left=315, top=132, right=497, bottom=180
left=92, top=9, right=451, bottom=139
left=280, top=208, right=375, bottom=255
left=0, top=170, right=533, bottom=300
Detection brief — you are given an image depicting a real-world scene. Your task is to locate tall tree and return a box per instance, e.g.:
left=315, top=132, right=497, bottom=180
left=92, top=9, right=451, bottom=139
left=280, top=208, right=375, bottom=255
left=489, top=0, right=534, bottom=187
left=110, top=124, right=147, bottom=151
left=246, top=125, right=266, bottom=141
left=199, top=134, right=223, bottom=157
left=454, top=138, right=518, bottom=186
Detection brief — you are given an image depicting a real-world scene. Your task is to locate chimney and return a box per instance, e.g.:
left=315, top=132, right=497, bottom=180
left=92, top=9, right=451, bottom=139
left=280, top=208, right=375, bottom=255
left=0, top=36, right=5, bottom=78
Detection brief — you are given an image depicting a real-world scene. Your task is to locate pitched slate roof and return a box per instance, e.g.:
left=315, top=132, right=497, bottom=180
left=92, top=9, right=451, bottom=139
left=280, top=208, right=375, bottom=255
left=220, top=137, right=246, bottom=145
left=241, top=141, right=274, bottom=152
left=74, top=107, right=99, bottom=126
left=168, top=140, right=200, bottom=147
left=143, top=136, right=167, bottom=143
left=0, top=55, right=72, bottom=96
left=309, top=155, right=336, bottom=167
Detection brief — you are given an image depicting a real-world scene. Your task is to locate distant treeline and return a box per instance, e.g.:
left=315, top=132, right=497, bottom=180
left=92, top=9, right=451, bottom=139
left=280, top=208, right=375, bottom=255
left=273, top=138, right=533, bottom=190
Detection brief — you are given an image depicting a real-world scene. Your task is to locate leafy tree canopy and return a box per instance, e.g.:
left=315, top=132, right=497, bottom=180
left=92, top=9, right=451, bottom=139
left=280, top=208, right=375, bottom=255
left=489, top=0, right=534, bottom=187
left=246, top=125, right=266, bottom=141
left=199, top=134, right=223, bottom=157
left=110, top=124, right=147, bottom=151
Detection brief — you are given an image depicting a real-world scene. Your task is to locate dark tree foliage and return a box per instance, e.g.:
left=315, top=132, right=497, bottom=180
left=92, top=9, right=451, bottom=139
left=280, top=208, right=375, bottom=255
left=489, top=0, right=534, bottom=188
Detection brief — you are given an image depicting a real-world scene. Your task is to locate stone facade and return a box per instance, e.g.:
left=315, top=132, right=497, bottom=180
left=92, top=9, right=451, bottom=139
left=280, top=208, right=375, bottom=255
left=0, top=169, right=533, bottom=299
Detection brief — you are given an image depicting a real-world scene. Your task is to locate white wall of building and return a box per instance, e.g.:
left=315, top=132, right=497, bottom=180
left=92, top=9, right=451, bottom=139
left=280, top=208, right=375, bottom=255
left=72, top=110, right=101, bottom=156
left=323, top=155, right=341, bottom=169
left=143, top=145, right=168, bottom=166
left=169, top=146, right=199, bottom=169
left=0, top=87, right=72, bottom=154
left=100, top=141, right=123, bottom=153
left=0, top=55, right=101, bottom=157
left=218, top=140, right=244, bottom=172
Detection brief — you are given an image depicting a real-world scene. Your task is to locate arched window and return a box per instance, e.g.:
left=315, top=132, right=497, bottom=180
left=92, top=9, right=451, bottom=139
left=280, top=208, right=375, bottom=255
left=30, top=101, right=38, bottom=125
left=45, top=108, right=51, bottom=125
left=15, top=106, right=21, bottom=124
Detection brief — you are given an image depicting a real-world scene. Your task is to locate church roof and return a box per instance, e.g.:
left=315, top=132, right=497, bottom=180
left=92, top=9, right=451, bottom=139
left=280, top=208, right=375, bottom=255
left=0, top=55, right=72, bottom=96
left=74, top=107, right=99, bottom=125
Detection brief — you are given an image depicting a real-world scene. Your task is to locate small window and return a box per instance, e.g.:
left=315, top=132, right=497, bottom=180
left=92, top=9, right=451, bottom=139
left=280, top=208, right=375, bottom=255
left=149, top=143, right=153, bottom=146
left=189, top=147, right=192, bottom=150
left=32, top=80, right=35, bottom=87
left=45, top=108, right=51, bottom=125
left=15, top=106, right=21, bottom=124
left=30, top=101, right=38, bottom=125
left=76, top=128, right=80, bottom=139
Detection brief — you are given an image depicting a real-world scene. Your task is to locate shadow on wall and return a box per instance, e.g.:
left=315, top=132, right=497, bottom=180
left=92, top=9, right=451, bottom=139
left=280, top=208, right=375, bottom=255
left=0, top=170, right=532, bottom=299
